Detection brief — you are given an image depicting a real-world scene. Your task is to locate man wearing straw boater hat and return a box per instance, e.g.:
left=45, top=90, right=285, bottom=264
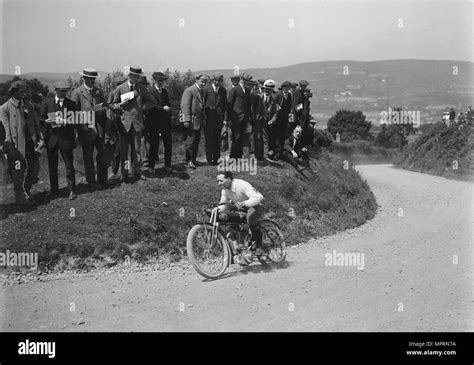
left=71, top=68, right=110, bottom=188
left=252, top=79, right=278, bottom=161
left=111, top=65, right=156, bottom=181
left=40, top=81, right=79, bottom=200
left=0, top=80, right=43, bottom=205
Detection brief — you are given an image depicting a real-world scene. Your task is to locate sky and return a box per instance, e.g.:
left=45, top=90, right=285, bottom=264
left=1, top=0, right=472, bottom=74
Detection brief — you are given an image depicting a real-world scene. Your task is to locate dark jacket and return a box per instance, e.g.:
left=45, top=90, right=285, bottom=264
left=252, top=92, right=277, bottom=125
left=284, top=135, right=306, bottom=154
left=203, top=84, right=227, bottom=129
left=147, top=85, right=171, bottom=132
left=112, top=81, right=156, bottom=133
left=227, top=84, right=251, bottom=125
left=274, top=91, right=293, bottom=126
left=40, top=97, right=78, bottom=150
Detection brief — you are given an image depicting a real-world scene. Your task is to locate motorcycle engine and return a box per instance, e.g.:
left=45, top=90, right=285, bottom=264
left=241, top=249, right=254, bottom=265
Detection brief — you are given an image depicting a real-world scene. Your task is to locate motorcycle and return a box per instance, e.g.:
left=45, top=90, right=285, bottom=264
left=186, top=203, right=287, bottom=279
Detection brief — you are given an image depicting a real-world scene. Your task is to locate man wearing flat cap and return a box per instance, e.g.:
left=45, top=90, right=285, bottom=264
left=227, top=72, right=253, bottom=159
left=273, top=81, right=294, bottom=159
left=180, top=74, right=208, bottom=169
left=71, top=68, right=110, bottom=188
left=146, top=71, right=172, bottom=173
left=0, top=80, right=44, bottom=205
left=112, top=65, right=156, bottom=181
left=293, top=80, right=312, bottom=143
left=40, top=81, right=79, bottom=200
left=202, top=73, right=228, bottom=165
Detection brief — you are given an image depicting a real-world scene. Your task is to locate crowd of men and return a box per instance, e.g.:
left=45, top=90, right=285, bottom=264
left=0, top=65, right=314, bottom=205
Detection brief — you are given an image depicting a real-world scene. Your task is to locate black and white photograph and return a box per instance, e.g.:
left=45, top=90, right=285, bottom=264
left=0, top=0, right=472, bottom=362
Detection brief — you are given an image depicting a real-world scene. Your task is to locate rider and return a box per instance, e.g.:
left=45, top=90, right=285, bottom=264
left=216, top=171, right=265, bottom=255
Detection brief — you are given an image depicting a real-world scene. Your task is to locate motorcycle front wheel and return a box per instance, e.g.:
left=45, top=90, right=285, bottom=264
left=186, top=224, right=230, bottom=279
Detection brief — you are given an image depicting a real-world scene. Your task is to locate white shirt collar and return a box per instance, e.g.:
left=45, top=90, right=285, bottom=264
left=195, top=83, right=201, bottom=90
left=154, top=84, right=162, bottom=92
left=55, top=95, right=64, bottom=103
left=212, top=84, right=218, bottom=92
left=84, top=84, right=92, bottom=92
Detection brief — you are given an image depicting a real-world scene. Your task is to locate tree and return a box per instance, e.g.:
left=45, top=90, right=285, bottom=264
left=101, top=69, right=125, bottom=98
left=327, top=109, right=372, bottom=142
left=0, top=77, right=49, bottom=105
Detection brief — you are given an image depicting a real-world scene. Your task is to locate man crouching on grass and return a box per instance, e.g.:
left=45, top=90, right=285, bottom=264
left=216, top=171, right=266, bottom=257
left=282, top=125, right=309, bottom=171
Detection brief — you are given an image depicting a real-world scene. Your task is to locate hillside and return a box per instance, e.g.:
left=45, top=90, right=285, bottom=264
left=394, top=121, right=473, bottom=180
left=1, top=59, right=472, bottom=122
left=0, top=149, right=377, bottom=272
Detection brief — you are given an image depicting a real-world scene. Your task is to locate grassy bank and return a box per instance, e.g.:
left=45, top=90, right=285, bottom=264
left=394, top=122, right=473, bottom=181
left=1, top=140, right=377, bottom=272
left=331, top=140, right=399, bottom=165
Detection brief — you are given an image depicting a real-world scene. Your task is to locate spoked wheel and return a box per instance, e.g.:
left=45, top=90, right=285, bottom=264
left=186, top=224, right=230, bottom=279
left=258, top=220, right=286, bottom=264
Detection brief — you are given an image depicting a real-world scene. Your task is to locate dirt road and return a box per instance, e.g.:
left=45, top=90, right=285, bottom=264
left=1, top=165, right=472, bottom=331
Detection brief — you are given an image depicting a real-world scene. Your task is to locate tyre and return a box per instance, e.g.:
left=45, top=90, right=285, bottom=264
left=186, top=224, right=230, bottom=279
left=258, top=220, right=286, bottom=264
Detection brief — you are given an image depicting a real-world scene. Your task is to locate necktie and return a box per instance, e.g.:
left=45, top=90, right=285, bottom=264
left=130, top=84, right=134, bottom=92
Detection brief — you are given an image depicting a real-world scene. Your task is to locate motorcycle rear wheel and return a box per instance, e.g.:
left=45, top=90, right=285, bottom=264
left=258, top=220, right=286, bottom=264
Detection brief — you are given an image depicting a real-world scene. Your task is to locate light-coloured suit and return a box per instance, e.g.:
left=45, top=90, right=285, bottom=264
left=0, top=97, right=42, bottom=195
left=111, top=81, right=156, bottom=177
left=71, top=84, right=109, bottom=183
left=180, top=83, right=205, bottom=163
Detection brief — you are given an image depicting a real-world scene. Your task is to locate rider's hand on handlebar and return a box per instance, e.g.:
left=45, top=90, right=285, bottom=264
left=234, top=201, right=246, bottom=210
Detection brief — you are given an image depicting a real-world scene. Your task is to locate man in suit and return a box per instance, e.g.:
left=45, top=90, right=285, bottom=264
left=252, top=79, right=278, bottom=161
left=282, top=125, right=309, bottom=171
left=203, top=73, right=227, bottom=165
left=0, top=80, right=44, bottom=205
left=41, top=81, right=79, bottom=200
left=180, top=74, right=208, bottom=169
left=111, top=66, right=156, bottom=181
left=71, top=68, right=110, bottom=188
left=106, top=75, right=127, bottom=179
left=227, top=73, right=253, bottom=159
left=293, top=80, right=310, bottom=127
left=274, top=81, right=294, bottom=159
left=147, top=71, right=173, bottom=173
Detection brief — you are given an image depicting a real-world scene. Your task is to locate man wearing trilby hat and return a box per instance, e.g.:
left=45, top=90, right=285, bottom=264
left=202, top=73, right=228, bottom=165
left=40, top=81, right=79, bottom=200
left=111, top=65, right=156, bottom=181
left=0, top=80, right=43, bottom=205
left=274, top=80, right=294, bottom=159
left=146, top=71, right=173, bottom=173
left=227, top=72, right=253, bottom=159
left=71, top=68, right=110, bottom=188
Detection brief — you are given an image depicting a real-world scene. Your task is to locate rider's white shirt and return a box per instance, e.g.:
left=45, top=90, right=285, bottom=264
left=219, top=179, right=263, bottom=208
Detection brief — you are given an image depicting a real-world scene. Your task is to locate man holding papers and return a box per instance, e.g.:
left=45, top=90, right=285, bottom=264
left=112, top=65, right=156, bottom=182
left=41, top=81, right=78, bottom=200
left=71, top=68, right=110, bottom=188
